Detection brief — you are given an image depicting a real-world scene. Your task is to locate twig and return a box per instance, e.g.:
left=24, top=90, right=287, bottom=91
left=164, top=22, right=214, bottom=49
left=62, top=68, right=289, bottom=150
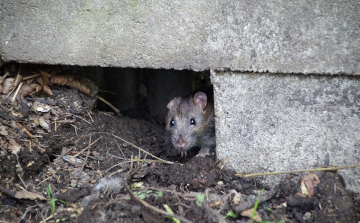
left=108, top=168, right=126, bottom=177
left=0, top=185, right=16, bottom=198
left=23, top=73, right=41, bottom=81
left=6, top=66, right=22, bottom=99
left=17, top=173, right=27, bottom=190
left=76, top=136, right=92, bottom=178
left=64, top=113, right=91, bottom=125
left=55, top=147, right=74, bottom=161
left=37, top=177, right=52, bottom=186
left=109, top=153, right=172, bottom=164
left=232, top=189, right=276, bottom=214
left=0, top=145, right=7, bottom=153
left=11, top=81, right=23, bottom=102
left=114, top=139, right=125, bottom=159
left=87, top=111, right=94, bottom=122
left=73, top=137, right=101, bottom=158
left=203, top=188, right=227, bottom=223
left=97, top=95, right=120, bottom=114
left=39, top=214, right=53, bottom=223
left=124, top=181, right=194, bottom=223
left=17, top=123, right=34, bottom=139
left=97, top=132, right=174, bottom=164
left=238, top=163, right=360, bottom=178
left=77, top=146, right=91, bottom=178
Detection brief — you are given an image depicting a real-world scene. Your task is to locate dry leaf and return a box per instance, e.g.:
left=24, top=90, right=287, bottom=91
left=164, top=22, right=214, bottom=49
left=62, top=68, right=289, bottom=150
left=301, top=173, right=320, bottom=196
left=13, top=74, right=23, bottom=86
left=0, top=126, right=8, bottom=136
left=42, top=84, right=53, bottom=96
left=50, top=74, right=98, bottom=96
left=40, top=70, right=50, bottom=85
left=0, top=72, right=9, bottom=84
left=8, top=138, right=22, bottom=155
left=36, top=76, right=44, bottom=85
left=20, top=83, right=39, bottom=97
left=39, top=116, right=50, bottom=132
left=35, top=84, right=42, bottom=92
left=241, top=208, right=262, bottom=221
left=15, top=190, right=47, bottom=200
left=2, top=78, right=15, bottom=94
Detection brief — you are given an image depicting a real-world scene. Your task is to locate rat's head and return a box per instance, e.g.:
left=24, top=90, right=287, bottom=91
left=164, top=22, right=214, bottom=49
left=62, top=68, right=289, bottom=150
left=165, top=92, right=208, bottom=152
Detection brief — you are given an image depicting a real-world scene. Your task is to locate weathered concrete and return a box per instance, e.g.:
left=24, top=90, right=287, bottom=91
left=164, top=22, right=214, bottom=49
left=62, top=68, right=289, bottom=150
left=211, top=70, right=360, bottom=193
left=1, top=0, right=359, bottom=74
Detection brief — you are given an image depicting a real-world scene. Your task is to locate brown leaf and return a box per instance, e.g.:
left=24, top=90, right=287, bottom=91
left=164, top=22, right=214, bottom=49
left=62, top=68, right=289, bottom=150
left=241, top=208, right=262, bottom=221
left=42, top=84, right=53, bottom=96
left=20, top=83, right=39, bottom=97
left=8, top=138, right=22, bottom=155
left=35, top=84, right=42, bottom=92
left=2, top=78, right=15, bottom=94
left=50, top=74, right=98, bottom=96
left=40, top=70, right=50, bottom=85
left=36, top=76, right=44, bottom=85
left=13, top=74, right=23, bottom=87
left=0, top=72, right=9, bottom=85
left=39, top=116, right=50, bottom=132
left=15, top=190, right=47, bottom=201
left=301, top=173, right=320, bottom=196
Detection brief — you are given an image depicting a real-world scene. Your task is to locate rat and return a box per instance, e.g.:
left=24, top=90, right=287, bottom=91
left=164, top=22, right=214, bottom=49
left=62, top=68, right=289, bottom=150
left=166, top=92, right=215, bottom=157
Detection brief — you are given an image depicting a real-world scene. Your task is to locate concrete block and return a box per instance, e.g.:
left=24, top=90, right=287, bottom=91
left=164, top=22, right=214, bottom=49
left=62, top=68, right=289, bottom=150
left=211, top=70, right=360, bottom=193
left=1, top=0, right=359, bottom=74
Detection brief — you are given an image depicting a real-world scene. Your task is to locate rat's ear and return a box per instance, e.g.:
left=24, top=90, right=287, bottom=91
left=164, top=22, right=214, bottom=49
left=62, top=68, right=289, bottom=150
left=193, top=92, right=207, bottom=110
left=167, top=98, right=178, bottom=109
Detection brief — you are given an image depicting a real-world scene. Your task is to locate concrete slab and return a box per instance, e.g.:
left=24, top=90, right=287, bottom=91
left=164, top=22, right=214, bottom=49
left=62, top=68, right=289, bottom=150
left=211, top=70, right=360, bottom=193
left=1, top=0, right=359, bottom=74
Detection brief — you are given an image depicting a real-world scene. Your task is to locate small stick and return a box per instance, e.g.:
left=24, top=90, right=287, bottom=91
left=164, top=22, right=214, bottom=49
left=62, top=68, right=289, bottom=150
left=73, top=137, right=101, bottom=158
left=97, top=132, right=174, bottom=164
left=17, top=123, right=34, bottom=139
left=23, top=73, right=41, bottom=81
left=124, top=182, right=194, bottom=223
left=109, top=153, right=170, bottom=164
left=0, top=145, right=7, bottom=153
left=37, top=177, right=52, bottom=186
left=238, top=163, right=360, bottom=178
left=64, top=113, right=91, bottom=125
left=97, top=95, right=120, bottom=114
left=11, top=81, right=23, bottom=102
left=17, top=173, right=27, bottom=190
left=114, top=139, right=125, bottom=159
left=77, top=146, right=91, bottom=178
left=87, top=111, right=94, bottom=122
left=0, top=185, right=16, bottom=198
left=55, top=147, right=74, bottom=161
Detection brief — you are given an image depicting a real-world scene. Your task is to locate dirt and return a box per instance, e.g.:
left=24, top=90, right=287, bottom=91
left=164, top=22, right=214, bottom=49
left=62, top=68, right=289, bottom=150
left=0, top=65, right=359, bottom=223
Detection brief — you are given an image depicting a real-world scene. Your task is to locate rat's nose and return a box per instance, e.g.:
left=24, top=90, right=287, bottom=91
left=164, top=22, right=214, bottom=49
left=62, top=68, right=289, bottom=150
left=176, top=138, right=187, bottom=148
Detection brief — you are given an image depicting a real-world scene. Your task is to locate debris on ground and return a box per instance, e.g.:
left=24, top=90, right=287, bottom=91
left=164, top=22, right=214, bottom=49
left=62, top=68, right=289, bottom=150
left=0, top=64, right=358, bottom=223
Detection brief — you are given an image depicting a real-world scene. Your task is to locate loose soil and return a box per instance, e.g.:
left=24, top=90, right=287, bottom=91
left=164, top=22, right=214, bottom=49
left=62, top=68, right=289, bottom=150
left=0, top=65, right=359, bottom=223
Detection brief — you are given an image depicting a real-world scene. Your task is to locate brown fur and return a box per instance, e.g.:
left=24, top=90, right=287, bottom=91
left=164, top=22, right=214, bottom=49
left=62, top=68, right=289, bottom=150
left=166, top=92, right=215, bottom=157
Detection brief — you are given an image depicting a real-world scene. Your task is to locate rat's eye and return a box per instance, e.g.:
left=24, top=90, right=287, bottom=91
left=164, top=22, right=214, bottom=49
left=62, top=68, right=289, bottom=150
left=170, top=119, right=175, bottom=127
left=190, top=118, right=196, bottom=125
